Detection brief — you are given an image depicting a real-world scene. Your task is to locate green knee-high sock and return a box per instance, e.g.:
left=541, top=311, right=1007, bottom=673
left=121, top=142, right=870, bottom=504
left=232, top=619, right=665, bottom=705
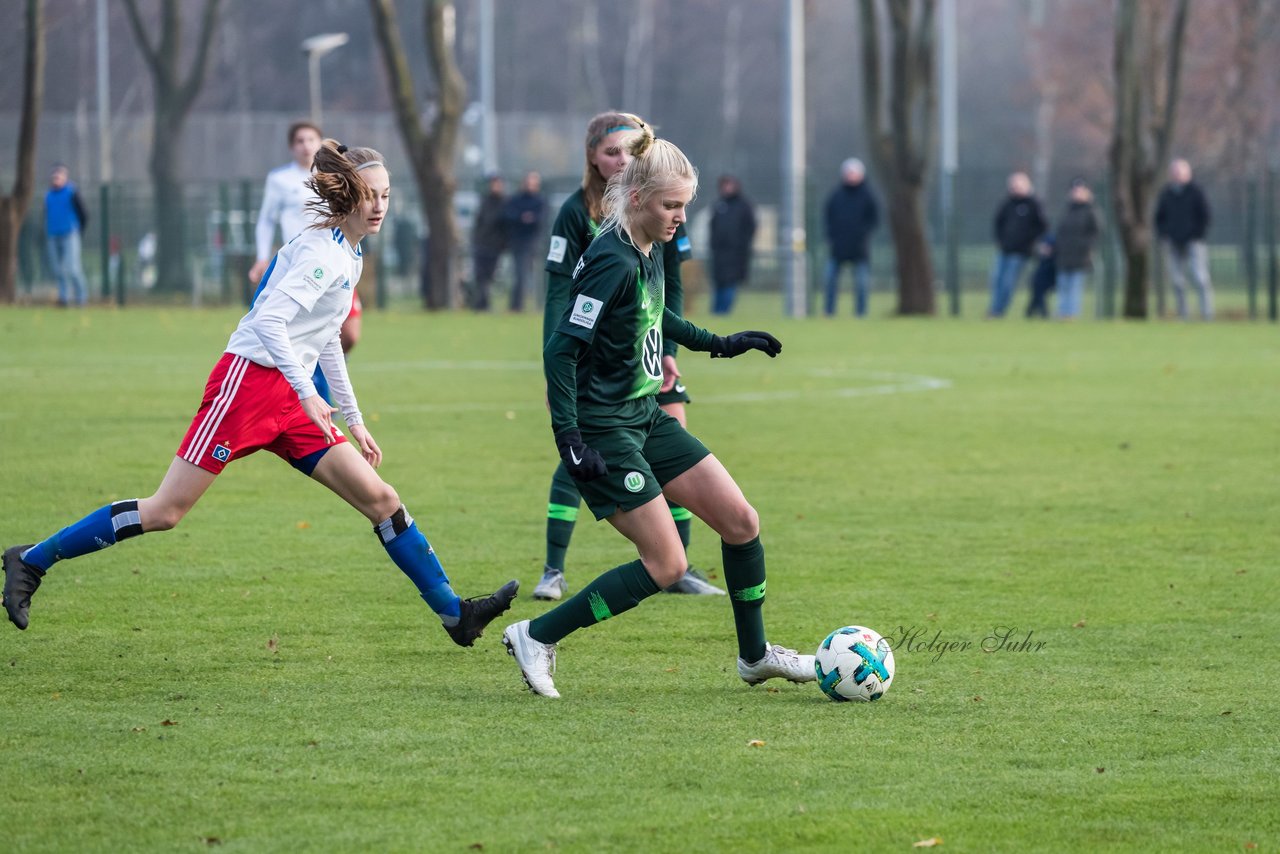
left=528, top=559, right=660, bottom=644
left=669, top=502, right=693, bottom=550
left=723, top=536, right=767, bottom=662
left=546, top=462, right=581, bottom=572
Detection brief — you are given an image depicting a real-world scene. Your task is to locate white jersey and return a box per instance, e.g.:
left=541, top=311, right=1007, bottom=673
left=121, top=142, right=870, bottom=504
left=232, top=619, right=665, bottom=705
left=255, top=162, right=321, bottom=261
left=226, top=227, right=364, bottom=424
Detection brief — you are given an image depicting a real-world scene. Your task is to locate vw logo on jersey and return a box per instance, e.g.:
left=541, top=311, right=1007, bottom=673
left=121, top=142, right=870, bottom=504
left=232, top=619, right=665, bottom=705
left=642, top=327, right=663, bottom=381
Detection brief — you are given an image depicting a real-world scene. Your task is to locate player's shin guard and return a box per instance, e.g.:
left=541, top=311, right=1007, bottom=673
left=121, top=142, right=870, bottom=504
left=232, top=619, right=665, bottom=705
left=669, top=503, right=693, bottom=550
left=546, top=463, right=581, bottom=572
left=21, top=500, right=144, bottom=572
left=722, top=536, right=768, bottom=663
left=527, top=559, right=659, bottom=645
left=375, top=505, right=462, bottom=623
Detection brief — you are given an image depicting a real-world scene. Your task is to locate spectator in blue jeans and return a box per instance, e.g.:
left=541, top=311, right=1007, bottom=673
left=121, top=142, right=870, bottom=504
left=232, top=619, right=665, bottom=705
left=44, top=164, right=90, bottom=307
left=987, top=171, right=1047, bottom=317
left=708, top=175, right=757, bottom=315
left=1053, top=179, right=1099, bottom=320
left=1154, top=158, right=1214, bottom=320
left=822, top=158, right=879, bottom=316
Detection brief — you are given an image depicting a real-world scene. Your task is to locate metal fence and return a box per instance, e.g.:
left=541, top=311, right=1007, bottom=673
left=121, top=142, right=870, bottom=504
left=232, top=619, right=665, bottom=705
left=15, top=168, right=1280, bottom=319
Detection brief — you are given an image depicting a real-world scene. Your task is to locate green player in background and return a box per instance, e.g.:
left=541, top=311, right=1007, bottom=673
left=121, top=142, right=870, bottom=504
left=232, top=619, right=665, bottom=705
left=536, top=111, right=722, bottom=601
left=504, top=122, right=817, bottom=698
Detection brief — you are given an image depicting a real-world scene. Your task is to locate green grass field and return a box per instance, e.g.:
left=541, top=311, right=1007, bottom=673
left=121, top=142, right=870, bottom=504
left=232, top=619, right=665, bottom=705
left=1, top=299, right=1277, bottom=852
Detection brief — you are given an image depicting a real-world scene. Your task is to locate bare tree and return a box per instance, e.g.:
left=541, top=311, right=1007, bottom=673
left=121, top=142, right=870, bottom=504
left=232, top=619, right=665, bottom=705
left=1023, top=0, right=1057, bottom=195
left=1108, top=0, right=1190, bottom=319
left=121, top=0, right=223, bottom=293
left=370, top=0, right=467, bottom=310
left=860, top=0, right=937, bottom=315
left=0, top=0, right=44, bottom=304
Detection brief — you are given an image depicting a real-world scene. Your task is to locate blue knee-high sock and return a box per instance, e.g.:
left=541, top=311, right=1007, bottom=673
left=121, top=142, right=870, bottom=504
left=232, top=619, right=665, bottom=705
left=22, top=500, right=144, bottom=572
left=375, top=506, right=461, bottom=623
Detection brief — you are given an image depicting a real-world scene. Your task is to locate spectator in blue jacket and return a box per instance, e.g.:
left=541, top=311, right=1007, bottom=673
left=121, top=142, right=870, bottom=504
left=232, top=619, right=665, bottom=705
left=823, top=158, right=880, bottom=317
left=44, top=164, right=90, bottom=307
left=503, top=171, right=547, bottom=312
left=987, top=171, right=1048, bottom=317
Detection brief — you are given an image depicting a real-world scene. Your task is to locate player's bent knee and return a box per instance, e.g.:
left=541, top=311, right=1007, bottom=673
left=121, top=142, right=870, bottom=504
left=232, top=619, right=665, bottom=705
left=370, top=485, right=401, bottom=521
left=643, top=552, right=689, bottom=588
left=720, top=501, right=760, bottom=544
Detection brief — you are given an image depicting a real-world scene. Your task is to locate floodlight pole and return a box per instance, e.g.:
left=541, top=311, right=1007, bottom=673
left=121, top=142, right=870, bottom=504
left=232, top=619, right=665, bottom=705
left=939, top=0, right=959, bottom=316
left=479, top=0, right=497, bottom=174
left=96, top=0, right=112, bottom=184
left=96, top=0, right=113, bottom=301
left=782, top=0, right=808, bottom=318
left=302, top=33, right=350, bottom=129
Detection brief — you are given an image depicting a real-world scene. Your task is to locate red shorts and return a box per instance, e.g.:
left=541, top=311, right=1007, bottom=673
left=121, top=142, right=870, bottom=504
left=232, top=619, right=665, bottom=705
left=347, top=288, right=363, bottom=320
left=176, top=353, right=346, bottom=474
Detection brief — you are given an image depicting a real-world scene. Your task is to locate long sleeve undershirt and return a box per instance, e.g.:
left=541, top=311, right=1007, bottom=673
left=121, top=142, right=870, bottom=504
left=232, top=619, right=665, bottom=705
left=251, top=286, right=363, bottom=426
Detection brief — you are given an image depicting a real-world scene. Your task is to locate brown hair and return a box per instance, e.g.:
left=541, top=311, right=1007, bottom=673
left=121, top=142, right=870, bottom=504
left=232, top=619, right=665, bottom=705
left=582, top=111, right=646, bottom=221
left=288, top=120, right=323, bottom=146
left=598, top=125, right=697, bottom=237
left=305, top=138, right=386, bottom=229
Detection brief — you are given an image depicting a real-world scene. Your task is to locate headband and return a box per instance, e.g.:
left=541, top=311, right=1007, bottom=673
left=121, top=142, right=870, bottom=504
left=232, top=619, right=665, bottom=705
left=354, top=161, right=385, bottom=172
left=589, top=124, right=638, bottom=148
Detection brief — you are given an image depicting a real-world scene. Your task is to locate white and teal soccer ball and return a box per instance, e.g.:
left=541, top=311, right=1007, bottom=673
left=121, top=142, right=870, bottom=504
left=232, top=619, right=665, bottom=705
left=815, top=625, right=895, bottom=702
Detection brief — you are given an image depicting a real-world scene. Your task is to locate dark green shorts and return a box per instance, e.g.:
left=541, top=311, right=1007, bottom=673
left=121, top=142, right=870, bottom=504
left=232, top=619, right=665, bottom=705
left=577, top=402, right=711, bottom=521
left=655, top=378, right=691, bottom=406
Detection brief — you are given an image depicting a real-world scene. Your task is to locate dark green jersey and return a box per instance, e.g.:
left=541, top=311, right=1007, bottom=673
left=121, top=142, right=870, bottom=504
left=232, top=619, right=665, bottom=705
left=543, top=188, right=601, bottom=346
left=545, top=226, right=716, bottom=433
left=556, top=228, right=667, bottom=407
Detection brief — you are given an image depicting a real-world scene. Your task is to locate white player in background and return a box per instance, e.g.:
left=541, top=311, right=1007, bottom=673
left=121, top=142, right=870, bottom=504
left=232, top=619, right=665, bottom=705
left=249, top=121, right=324, bottom=286
left=250, top=120, right=364, bottom=399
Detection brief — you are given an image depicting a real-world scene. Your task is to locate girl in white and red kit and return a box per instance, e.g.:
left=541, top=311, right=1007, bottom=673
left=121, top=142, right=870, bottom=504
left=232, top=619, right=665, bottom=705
left=3, top=140, right=517, bottom=644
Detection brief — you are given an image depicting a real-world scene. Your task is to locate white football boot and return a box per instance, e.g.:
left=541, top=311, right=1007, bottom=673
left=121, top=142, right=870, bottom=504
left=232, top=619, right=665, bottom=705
left=502, top=619, right=560, bottom=698
left=737, top=642, right=818, bottom=686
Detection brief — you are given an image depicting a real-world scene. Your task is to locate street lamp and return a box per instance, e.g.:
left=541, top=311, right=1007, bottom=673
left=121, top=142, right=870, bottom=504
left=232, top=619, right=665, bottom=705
left=301, top=32, right=349, bottom=128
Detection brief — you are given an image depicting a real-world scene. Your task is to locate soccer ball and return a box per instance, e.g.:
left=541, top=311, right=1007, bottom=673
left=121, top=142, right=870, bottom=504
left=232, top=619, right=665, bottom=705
left=815, top=625, right=895, bottom=702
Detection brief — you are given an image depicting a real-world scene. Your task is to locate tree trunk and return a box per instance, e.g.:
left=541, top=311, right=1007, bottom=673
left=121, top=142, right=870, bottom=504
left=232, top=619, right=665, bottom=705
left=121, top=0, right=222, bottom=298
left=1108, top=0, right=1190, bottom=319
left=150, top=112, right=188, bottom=291
left=369, top=0, right=466, bottom=311
left=885, top=182, right=935, bottom=314
left=0, top=0, right=45, bottom=304
left=859, top=0, right=937, bottom=315
left=0, top=201, right=23, bottom=303
left=1122, top=242, right=1149, bottom=318
left=416, top=155, right=459, bottom=310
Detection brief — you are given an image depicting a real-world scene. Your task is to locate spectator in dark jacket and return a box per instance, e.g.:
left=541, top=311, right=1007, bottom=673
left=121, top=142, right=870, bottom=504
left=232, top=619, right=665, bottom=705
left=987, top=171, right=1047, bottom=318
left=823, top=158, right=880, bottom=316
left=708, top=175, right=757, bottom=315
left=44, top=164, right=90, bottom=307
left=503, top=171, right=547, bottom=312
left=1154, top=158, right=1213, bottom=320
left=1054, top=179, right=1099, bottom=320
left=470, top=173, right=507, bottom=311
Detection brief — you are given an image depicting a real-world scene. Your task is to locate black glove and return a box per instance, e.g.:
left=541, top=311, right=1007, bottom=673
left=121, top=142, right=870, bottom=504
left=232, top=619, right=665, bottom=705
left=555, top=429, right=608, bottom=482
left=710, top=330, right=783, bottom=359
